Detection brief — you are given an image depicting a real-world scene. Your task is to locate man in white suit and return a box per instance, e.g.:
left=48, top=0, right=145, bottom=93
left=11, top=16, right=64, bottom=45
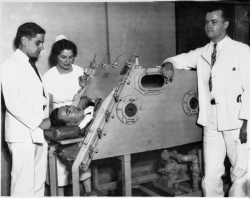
left=1, top=22, right=51, bottom=196
left=161, top=6, right=250, bottom=197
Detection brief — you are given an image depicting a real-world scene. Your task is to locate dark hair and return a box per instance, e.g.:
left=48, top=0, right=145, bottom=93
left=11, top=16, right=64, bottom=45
left=14, top=22, right=46, bottom=49
left=50, top=108, right=68, bottom=127
left=207, top=6, right=231, bottom=23
left=49, top=39, right=78, bottom=66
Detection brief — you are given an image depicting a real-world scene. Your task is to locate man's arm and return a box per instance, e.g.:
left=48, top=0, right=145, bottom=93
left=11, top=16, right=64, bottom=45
left=238, top=45, right=250, bottom=144
left=160, top=48, right=201, bottom=83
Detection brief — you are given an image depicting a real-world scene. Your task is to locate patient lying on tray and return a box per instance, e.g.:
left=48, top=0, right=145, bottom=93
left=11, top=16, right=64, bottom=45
left=50, top=96, right=96, bottom=129
left=48, top=97, right=99, bottom=196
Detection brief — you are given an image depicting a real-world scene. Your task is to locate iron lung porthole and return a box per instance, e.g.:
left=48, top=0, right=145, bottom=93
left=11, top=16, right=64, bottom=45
left=182, top=90, right=199, bottom=116
left=116, top=95, right=141, bottom=125
left=124, top=103, right=137, bottom=117
left=136, top=73, right=165, bottom=95
left=141, top=74, right=165, bottom=89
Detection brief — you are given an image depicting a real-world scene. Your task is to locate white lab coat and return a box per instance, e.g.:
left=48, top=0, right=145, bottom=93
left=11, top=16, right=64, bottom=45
left=1, top=49, right=49, bottom=196
left=1, top=49, right=49, bottom=143
left=163, top=36, right=250, bottom=131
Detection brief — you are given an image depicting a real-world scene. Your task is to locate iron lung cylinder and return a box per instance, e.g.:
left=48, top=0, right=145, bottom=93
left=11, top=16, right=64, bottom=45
left=87, top=65, right=202, bottom=160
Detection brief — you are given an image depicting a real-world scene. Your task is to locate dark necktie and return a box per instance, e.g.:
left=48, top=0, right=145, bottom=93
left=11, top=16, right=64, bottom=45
left=29, top=59, right=46, bottom=98
left=209, top=43, right=217, bottom=92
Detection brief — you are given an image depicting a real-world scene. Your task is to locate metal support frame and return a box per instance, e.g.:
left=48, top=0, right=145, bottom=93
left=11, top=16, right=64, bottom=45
left=92, top=154, right=133, bottom=196
left=93, top=165, right=99, bottom=189
left=133, top=184, right=162, bottom=196
left=118, top=154, right=132, bottom=196
left=48, top=138, right=84, bottom=196
left=72, top=161, right=80, bottom=196
left=48, top=146, right=58, bottom=196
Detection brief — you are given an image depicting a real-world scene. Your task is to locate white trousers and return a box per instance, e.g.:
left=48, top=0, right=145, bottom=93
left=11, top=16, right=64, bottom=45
left=7, top=141, right=48, bottom=196
left=202, top=105, right=248, bottom=197
left=248, top=151, right=250, bottom=197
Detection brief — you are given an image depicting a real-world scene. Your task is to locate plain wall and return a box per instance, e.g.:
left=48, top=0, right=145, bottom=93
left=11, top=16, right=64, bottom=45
left=1, top=2, right=175, bottom=196
left=1, top=2, right=109, bottom=75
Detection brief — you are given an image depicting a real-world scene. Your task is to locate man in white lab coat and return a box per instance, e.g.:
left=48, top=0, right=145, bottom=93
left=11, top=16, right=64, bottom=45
left=1, top=22, right=51, bottom=196
left=161, top=6, right=250, bottom=197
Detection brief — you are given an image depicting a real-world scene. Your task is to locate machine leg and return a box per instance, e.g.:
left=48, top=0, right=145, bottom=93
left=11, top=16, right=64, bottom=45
left=48, top=146, right=58, bottom=196
left=72, top=163, right=80, bottom=196
left=92, top=165, right=99, bottom=190
left=118, top=154, right=132, bottom=196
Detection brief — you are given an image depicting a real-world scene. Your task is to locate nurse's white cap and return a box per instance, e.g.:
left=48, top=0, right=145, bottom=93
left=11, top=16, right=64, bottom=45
left=55, top=35, right=68, bottom=42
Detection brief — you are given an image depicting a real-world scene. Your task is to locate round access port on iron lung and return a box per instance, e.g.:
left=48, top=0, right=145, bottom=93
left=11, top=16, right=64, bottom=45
left=116, top=95, right=141, bottom=125
left=182, top=90, right=199, bottom=116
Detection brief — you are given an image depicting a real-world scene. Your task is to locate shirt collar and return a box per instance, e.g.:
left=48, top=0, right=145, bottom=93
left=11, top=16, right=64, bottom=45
left=210, top=35, right=228, bottom=53
left=16, top=49, right=30, bottom=63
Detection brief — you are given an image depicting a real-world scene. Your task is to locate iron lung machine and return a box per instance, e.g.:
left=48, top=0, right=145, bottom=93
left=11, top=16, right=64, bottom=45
left=47, top=56, right=202, bottom=196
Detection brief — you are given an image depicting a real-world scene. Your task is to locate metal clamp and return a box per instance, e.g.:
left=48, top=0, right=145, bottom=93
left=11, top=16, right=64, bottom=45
left=102, top=53, right=109, bottom=69
left=112, top=53, right=122, bottom=68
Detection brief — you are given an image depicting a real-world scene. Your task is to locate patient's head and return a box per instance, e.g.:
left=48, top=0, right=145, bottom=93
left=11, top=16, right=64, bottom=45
left=50, top=106, right=85, bottom=127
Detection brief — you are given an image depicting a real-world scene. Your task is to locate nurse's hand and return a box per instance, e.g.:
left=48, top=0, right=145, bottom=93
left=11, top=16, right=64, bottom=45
left=239, top=120, right=247, bottom=144
left=39, top=118, right=51, bottom=130
left=161, top=62, right=174, bottom=84
left=79, top=75, right=87, bottom=88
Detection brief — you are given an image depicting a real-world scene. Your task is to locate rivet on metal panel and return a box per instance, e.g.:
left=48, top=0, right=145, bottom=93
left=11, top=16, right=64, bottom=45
left=102, top=53, right=109, bottom=69
left=97, top=128, right=103, bottom=139
left=112, top=53, right=122, bottom=68
left=105, top=110, right=111, bottom=122
left=103, top=131, right=107, bottom=136
left=91, top=55, right=99, bottom=68
left=89, top=146, right=94, bottom=158
left=114, top=94, right=119, bottom=102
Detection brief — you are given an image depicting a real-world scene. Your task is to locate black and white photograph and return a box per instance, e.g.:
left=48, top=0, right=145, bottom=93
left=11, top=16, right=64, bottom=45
left=1, top=0, right=250, bottom=197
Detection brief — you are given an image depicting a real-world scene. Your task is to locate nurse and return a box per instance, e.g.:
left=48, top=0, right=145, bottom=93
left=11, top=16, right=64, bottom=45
left=43, top=35, right=94, bottom=196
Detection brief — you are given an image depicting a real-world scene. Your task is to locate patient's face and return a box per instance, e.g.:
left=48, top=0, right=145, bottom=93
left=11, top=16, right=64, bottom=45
left=58, top=106, right=85, bottom=126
